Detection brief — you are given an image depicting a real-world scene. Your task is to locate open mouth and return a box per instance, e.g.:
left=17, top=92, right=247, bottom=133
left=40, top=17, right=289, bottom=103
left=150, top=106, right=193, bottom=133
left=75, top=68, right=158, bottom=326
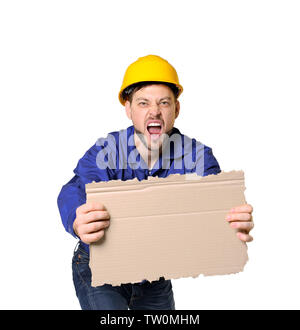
left=147, top=122, right=163, bottom=137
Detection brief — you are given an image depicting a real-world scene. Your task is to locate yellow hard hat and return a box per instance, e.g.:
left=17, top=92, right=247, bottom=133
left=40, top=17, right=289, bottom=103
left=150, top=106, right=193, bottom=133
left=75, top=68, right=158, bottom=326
left=118, top=55, right=183, bottom=105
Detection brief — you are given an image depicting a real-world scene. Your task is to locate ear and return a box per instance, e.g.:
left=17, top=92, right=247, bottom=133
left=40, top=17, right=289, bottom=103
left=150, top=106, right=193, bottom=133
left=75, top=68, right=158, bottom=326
left=175, top=100, right=180, bottom=119
left=125, top=100, right=132, bottom=120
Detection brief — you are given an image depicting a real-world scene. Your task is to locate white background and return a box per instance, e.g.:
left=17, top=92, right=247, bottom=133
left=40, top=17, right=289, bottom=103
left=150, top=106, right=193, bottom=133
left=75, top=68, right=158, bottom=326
left=0, top=0, right=299, bottom=310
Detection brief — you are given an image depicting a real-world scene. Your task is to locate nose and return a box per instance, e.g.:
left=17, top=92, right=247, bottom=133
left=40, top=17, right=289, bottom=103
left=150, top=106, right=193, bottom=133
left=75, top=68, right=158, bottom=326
left=149, top=104, right=161, bottom=117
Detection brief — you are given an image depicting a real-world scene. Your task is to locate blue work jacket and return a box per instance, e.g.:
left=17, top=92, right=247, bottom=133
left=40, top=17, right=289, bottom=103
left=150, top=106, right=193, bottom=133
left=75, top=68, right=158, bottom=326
left=57, top=125, right=221, bottom=253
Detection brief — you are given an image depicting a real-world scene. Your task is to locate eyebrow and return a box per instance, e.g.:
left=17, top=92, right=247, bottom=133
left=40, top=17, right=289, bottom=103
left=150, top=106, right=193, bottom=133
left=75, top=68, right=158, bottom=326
left=135, top=97, right=172, bottom=102
left=159, top=97, right=172, bottom=101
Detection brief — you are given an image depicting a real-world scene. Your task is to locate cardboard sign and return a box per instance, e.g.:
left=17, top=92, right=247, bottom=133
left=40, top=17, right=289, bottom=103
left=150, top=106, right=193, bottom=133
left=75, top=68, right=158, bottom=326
left=86, top=171, right=248, bottom=286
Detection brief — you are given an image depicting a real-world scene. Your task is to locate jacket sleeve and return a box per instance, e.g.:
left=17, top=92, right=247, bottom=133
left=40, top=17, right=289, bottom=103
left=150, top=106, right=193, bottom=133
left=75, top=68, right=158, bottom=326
left=203, top=145, right=221, bottom=176
left=194, top=141, right=221, bottom=177
left=57, top=139, right=114, bottom=238
left=57, top=174, right=86, bottom=238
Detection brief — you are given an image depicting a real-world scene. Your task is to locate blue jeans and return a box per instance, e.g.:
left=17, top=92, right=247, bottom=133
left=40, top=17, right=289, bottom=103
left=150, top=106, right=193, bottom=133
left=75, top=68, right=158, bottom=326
left=72, top=242, right=176, bottom=310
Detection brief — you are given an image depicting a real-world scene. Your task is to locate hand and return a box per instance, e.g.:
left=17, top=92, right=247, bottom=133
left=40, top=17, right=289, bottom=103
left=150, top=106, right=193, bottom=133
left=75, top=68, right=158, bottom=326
left=226, top=204, right=254, bottom=243
left=73, top=202, right=110, bottom=244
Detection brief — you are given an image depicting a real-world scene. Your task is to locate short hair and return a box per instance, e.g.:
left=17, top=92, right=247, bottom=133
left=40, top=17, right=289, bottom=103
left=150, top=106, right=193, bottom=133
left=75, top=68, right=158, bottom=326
left=122, top=81, right=179, bottom=104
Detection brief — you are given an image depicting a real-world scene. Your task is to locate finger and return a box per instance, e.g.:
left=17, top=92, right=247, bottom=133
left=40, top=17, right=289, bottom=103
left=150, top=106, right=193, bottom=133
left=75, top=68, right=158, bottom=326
left=236, top=231, right=253, bottom=243
left=78, top=221, right=110, bottom=235
left=77, top=202, right=106, bottom=215
left=81, top=230, right=105, bottom=244
left=230, top=204, right=253, bottom=214
left=230, top=221, right=254, bottom=231
left=226, top=212, right=252, bottom=222
left=83, top=210, right=110, bottom=224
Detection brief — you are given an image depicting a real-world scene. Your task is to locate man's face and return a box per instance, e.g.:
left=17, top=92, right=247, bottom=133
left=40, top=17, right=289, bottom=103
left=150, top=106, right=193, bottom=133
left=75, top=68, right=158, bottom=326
left=125, top=84, right=180, bottom=151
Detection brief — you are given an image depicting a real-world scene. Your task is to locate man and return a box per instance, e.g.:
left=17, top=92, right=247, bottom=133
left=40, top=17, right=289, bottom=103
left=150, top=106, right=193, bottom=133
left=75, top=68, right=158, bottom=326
left=57, top=55, right=254, bottom=310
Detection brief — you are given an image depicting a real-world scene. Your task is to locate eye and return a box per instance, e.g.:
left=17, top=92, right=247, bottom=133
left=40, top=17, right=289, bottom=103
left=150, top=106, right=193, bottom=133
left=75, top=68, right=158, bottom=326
left=161, top=101, right=170, bottom=105
left=139, top=102, right=147, bottom=106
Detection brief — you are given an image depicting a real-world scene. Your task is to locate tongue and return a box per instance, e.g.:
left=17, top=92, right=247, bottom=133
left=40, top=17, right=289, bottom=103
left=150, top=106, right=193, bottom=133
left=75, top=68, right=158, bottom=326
left=148, top=126, right=161, bottom=134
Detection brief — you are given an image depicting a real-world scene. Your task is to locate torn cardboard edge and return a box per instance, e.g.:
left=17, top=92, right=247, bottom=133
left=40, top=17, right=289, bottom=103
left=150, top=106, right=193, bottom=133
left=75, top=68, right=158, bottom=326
left=86, top=170, right=248, bottom=287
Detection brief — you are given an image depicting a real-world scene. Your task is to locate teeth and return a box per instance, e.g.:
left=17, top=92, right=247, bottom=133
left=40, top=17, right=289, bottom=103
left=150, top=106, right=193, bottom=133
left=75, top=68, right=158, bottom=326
left=148, top=123, right=161, bottom=127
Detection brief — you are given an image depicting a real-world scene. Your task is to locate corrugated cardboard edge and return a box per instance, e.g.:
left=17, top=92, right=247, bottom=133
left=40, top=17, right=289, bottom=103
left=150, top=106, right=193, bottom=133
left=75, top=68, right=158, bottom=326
left=87, top=170, right=249, bottom=286
left=90, top=257, right=249, bottom=287
left=86, top=170, right=245, bottom=190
